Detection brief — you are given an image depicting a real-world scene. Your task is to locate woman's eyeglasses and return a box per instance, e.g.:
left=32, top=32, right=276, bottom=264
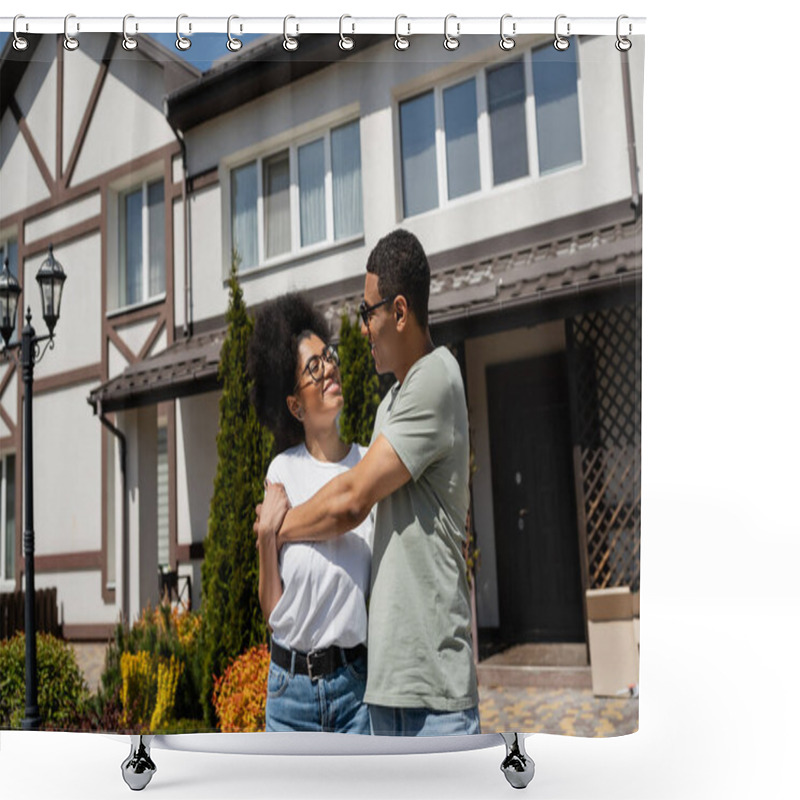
left=295, top=344, right=339, bottom=391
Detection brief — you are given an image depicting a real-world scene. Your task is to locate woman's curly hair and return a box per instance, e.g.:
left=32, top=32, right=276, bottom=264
left=247, top=292, right=330, bottom=452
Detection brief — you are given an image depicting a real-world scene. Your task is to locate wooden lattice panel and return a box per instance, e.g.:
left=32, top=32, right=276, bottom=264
left=569, top=304, right=641, bottom=591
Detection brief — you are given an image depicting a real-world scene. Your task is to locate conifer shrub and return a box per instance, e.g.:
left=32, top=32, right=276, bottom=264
left=337, top=310, right=380, bottom=446
left=198, top=261, right=274, bottom=727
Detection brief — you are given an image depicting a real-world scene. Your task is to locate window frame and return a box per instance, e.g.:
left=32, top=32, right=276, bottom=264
left=227, top=116, right=364, bottom=275
left=396, top=39, right=585, bottom=220
left=110, top=175, right=168, bottom=315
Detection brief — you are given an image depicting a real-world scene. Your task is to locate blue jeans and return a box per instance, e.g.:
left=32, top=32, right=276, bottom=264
left=265, top=653, right=370, bottom=734
left=368, top=704, right=481, bottom=736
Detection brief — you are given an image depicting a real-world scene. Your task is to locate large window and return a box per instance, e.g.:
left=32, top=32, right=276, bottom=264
left=399, top=41, right=582, bottom=217
left=0, top=453, right=16, bottom=589
left=117, top=179, right=166, bottom=308
left=230, top=118, right=363, bottom=271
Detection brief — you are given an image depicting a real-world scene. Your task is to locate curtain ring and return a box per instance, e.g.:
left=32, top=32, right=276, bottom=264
left=499, top=14, right=516, bottom=51
left=227, top=15, right=242, bottom=52
left=122, top=15, right=138, bottom=51
left=553, top=14, right=570, bottom=51
left=63, top=13, right=80, bottom=51
left=616, top=15, right=632, bottom=52
left=394, top=15, right=410, bottom=50
left=12, top=15, right=29, bottom=51
left=339, top=14, right=355, bottom=51
left=443, top=14, right=460, bottom=51
left=176, top=14, right=192, bottom=51
left=283, top=15, right=299, bottom=51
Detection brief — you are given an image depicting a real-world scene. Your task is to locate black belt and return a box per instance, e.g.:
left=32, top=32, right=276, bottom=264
left=270, top=640, right=367, bottom=682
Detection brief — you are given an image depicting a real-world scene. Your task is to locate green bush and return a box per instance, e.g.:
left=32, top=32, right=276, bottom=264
left=199, top=260, right=273, bottom=727
left=338, top=311, right=380, bottom=446
left=94, top=604, right=204, bottom=729
left=0, top=632, right=90, bottom=730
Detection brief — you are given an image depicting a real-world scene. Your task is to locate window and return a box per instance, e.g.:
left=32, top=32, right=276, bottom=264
left=157, top=423, right=169, bottom=569
left=532, top=43, right=582, bottom=173
left=399, top=41, right=582, bottom=217
left=0, top=453, right=16, bottom=588
left=230, top=119, right=363, bottom=271
left=117, top=179, right=166, bottom=308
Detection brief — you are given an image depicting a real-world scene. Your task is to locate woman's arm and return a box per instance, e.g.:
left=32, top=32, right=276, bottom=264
left=254, top=481, right=290, bottom=622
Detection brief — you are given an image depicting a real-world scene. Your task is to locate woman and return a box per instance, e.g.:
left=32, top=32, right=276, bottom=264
left=248, top=292, right=372, bottom=734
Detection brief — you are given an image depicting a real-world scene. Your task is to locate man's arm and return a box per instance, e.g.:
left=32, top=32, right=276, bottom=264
left=277, top=435, right=410, bottom=546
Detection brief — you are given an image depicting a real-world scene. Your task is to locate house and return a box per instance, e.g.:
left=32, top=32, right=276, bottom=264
left=2, top=31, right=643, bottom=666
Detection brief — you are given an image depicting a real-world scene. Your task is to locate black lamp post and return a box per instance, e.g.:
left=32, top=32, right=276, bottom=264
left=0, top=244, right=66, bottom=731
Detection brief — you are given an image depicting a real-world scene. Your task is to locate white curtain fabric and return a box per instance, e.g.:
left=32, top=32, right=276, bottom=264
left=298, top=138, right=326, bottom=247
left=331, top=120, right=364, bottom=240
left=264, top=152, right=291, bottom=257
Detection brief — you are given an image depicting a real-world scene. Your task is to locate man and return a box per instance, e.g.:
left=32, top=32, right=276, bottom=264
left=259, top=229, right=479, bottom=736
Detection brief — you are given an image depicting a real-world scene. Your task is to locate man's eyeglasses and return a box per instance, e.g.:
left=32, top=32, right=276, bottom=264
left=359, top=296, right=394, bottom=326
left=295, top=344, right=339, bottom=391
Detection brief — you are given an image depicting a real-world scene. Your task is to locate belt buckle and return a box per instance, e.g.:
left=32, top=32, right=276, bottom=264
left=306, top=650, right=323, bottom=682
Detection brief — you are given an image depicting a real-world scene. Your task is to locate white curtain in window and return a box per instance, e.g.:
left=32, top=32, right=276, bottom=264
left=231, top=162, right=258, bottom=269
left=299, top=139, right=326, bottom=247
left=532, top=43, right=582, bottom=174
left=400, top=92, right=439, bottom=217
left=443, top=79, right=481, bottom=200
left=264, top=152, right=291, bottom=258
left=487, top=60, right=529, bottom=185
left=331, top=121, right=363, bottom=240
left=122, top=188, right=143, bottom=305
left=148, top=180, right=166, bottom=295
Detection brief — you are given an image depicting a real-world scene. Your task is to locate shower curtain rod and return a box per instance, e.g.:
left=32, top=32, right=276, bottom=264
left=1, top=15, right=645, bottom=38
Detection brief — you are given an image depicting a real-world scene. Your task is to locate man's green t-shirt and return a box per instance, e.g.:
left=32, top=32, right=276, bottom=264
left=364, top=346, right=478, bottom=712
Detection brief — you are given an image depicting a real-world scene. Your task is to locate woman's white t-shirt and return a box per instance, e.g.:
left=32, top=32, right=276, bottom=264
left=266, top=442, right=372, bottom=653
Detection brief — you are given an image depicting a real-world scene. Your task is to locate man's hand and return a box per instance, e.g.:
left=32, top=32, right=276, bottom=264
left=254, top=481, right=290, bottom=550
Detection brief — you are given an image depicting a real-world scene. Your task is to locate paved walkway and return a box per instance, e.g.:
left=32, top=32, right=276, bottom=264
left=478, top=684, right=638, bottom=737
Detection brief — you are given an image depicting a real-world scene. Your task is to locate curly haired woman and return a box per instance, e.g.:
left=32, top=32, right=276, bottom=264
left=248, top=292, right=372, bottom=735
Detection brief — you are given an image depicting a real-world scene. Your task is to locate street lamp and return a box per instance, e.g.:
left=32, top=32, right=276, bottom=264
left=0, top=244, right=66, bottom=731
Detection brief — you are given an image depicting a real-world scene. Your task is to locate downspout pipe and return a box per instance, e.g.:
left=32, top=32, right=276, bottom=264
left=163, top=102, right=192, bottom=338
left=96, top=403, right=130, bottom=627
left=620, top=48, right=642, bottom=217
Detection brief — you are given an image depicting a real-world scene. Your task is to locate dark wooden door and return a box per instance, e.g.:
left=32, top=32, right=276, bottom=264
left=487, top=352, right=584, bottom=643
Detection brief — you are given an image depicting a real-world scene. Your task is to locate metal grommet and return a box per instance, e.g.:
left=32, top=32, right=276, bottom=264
left=339, top=14, right=355, bottom=51
left=121, top=15, right=138, bottom=51
left=12, top=15, right=29, bottom=51
left=227, top=15, right=242, bottom=52
left=394, top=15, right=410, bottom=50
left=499, top=14, right=516, bottom=51
left=176, top=14, right=192, bottom=51
left=443, top=14, right=460, bottom=51
left=616, top=15, right=632, bottom=52
left=63, top=13, right=80, bottom=51
left=553, top=14, right=570, bottom=51
left=283, top=15, right=299, bottom=51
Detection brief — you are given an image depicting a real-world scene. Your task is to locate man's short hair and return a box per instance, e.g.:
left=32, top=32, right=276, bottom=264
left=366, top=229, right=430, bottom=329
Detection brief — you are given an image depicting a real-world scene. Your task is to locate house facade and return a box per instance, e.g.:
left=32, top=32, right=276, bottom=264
left=2, top=32, right=643, bottom=657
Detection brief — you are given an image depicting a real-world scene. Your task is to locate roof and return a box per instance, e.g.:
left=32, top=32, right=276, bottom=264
left=164, top=34, right=386, bottom=132
left=87, top=207, right=641, bottom=414
left=88, top=326, right=226, bottom=414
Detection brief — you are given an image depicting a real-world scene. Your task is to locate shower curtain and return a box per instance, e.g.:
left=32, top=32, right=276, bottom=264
left=0, top=22, right=643, bottom=742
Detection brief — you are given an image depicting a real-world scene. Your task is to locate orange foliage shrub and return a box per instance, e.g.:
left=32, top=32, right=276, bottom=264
left=212, top=644, right=270, bottom=732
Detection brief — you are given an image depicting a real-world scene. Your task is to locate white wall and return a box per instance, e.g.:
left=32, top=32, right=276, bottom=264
left=176, top=390, right=221, bottom=548
left=33, top=381, right=103, bottom=557
left=465, top=321, right=566, bottom=628
left=24, top=233, right=102, bottom=379
left=38, top=570, right=119, bottom=627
